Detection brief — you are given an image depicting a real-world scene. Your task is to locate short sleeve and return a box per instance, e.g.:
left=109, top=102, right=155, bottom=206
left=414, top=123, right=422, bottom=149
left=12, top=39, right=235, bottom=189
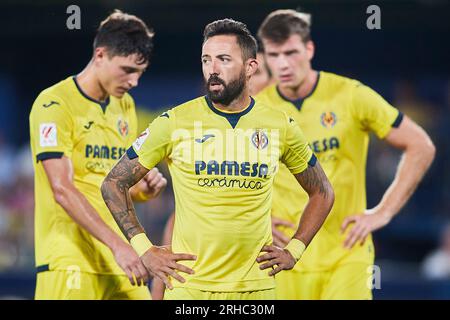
left=29, top=92, right=73, bottom=162
left=127, top=110, right=174, bottom=169
left=351, top=83, right=403, bottom=139
left=281, top=114, right=315, bottom=175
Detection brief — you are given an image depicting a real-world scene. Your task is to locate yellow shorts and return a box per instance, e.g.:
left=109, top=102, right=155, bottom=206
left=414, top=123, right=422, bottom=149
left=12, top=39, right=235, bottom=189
left=35, top=270, right=151, bottom=300
left=164, top=287, right=276, bottom=300
left=275, top=263, right=373, bottom=300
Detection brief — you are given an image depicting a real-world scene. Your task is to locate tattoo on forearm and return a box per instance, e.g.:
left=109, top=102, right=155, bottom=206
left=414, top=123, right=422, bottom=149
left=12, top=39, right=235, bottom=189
left=296, top=162, right=331, bottom=199
left=101, top=154, right=149, bottom=240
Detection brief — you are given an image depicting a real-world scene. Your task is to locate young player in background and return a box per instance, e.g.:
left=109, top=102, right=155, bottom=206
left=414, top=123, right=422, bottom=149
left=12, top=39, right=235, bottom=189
left=30, top=10, right=167, bottom=300
left=256, top=9, right=435, bottom=299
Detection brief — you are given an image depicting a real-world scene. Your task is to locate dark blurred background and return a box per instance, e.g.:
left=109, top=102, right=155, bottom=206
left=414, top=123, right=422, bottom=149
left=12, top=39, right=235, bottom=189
left=0, top=0, right=449, bottom=299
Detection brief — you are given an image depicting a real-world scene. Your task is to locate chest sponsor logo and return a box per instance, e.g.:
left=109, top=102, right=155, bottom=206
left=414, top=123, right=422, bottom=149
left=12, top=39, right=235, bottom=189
left=195, top=161, right=269, bottom=190
left=85, top=144, right=126, bottom=160
left=310, top=137, right=340, bottom=153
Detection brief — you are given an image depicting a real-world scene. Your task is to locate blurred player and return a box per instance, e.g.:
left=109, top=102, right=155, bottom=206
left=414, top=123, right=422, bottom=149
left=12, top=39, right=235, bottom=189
left=150, top=36, right=276, bottom=301
left=29, top=10, right=168, bottom=300
left=249, top=42, right=275, bottom=95
left=101, top=18, right=334, bottom=300
left=256, top=9, right=436, bottom=299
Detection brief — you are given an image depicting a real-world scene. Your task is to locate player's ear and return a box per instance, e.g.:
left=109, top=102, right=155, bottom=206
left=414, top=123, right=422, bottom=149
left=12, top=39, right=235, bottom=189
left=246, top=58, right=259, bottom=78
left=93, top=47, right=108, bottom=64
left=306, top=40, right=315, bottom=61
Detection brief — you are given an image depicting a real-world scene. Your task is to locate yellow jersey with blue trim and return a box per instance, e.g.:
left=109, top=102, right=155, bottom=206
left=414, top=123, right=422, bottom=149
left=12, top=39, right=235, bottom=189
left=256, top=71, right=403, bottom=271
left=129, top=95, right=315, bottom=291
left=29, top=76, right=137, bottom=274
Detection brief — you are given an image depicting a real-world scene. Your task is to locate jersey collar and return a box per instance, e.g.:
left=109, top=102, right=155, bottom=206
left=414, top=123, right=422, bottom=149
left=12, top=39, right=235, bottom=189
left=204, top=95, right=255, bottom=129
left=72, top=76, right=110, bottom=112
left=276, top=71, right=321, bottom=111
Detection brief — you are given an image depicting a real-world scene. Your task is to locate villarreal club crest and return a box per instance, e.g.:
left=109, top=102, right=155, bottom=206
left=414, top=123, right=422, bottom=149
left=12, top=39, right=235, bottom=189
left=320, top=112, right=337, bottom=128
left=251, top=129, right=269, bottom=150
left=117, top=118, right=129, bottom=137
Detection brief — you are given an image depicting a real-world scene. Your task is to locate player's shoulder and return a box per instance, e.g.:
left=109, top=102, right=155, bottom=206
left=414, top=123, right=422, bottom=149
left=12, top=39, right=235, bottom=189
left=37, top=76, right=75, bottom=100
left=170, top=95, right=209, bottom=117
left=320, top=71, right=363, bottom=91
left=31, top=77, right=75, bottom=113
left=255, top=84, right=278, bottom=103
left=253, top=95, right=292, bottom=127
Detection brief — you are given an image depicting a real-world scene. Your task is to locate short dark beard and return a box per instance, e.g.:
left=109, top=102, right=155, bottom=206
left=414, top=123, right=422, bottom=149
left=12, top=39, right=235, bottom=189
left=205, top=70, right=246, bottom=106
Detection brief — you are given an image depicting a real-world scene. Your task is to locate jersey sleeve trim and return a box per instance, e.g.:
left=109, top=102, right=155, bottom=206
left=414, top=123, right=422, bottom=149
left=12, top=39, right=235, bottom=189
left=36, top=264, right=50, bottom=273
left=36, top=152, right=64, bottom=163
left=308, top=153, right=317, bottom=167
left=126, top=146, right=138, bottom=160
left=392, top=111, right=404, bottom=128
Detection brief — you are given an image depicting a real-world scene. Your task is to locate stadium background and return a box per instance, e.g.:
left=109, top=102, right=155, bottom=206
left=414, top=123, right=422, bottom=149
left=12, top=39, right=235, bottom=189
left=0, top=0, right=449, bottom=299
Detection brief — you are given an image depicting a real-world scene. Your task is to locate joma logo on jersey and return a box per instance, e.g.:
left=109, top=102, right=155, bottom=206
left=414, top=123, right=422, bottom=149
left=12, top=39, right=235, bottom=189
left=195, top=160, right=269, bottom=178
left=311, top=137, right=340, bottom=153
left=320, top=112, right=337, bottom=128
left=85, top=144, right=126, bottom=160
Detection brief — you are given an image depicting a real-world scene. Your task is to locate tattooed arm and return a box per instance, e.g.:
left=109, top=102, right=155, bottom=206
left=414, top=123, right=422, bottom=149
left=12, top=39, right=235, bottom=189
left=291, top=161, right=334, bottom=246
left=129, top=167, right=167, bottom=203
left=101, top=154, right=196, bottom=289
left=101, top=154, right=149, bottom=240
left=258, top=161, right=334, bottom=276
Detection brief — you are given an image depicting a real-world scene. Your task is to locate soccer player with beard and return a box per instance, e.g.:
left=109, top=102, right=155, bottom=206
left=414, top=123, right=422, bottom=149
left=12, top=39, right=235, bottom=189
left=150, top=39, right=276, bottom=300
left=150, top=38, right=277, bottom=300
left=101, top=18, right=334, bottom=300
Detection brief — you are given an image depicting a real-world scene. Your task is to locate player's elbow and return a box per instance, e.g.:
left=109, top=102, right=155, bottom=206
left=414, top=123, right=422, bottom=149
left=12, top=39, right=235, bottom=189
left=424, top=138, right=436, bottom=166
left=51, top=181, right=72, bottom=207
left=410, top=133, right=436, bottom=169
left=310, top=179, right=334, bottom=212
left=100, top=178, right=113, bottom=203
left=323, top=181, right=335, bottom=211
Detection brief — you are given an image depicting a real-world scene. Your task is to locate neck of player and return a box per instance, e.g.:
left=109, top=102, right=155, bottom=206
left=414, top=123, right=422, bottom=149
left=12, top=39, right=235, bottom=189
left=212, top=88, right=252, bottom=113
left=278, top=69, right=318, bottom=101
left=76, top=61, right=109, bottom=102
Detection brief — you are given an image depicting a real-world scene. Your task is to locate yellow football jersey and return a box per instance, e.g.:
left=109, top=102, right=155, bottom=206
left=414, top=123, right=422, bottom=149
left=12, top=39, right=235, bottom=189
left=29, top=76, right=137, bottom=274
left=256, top=71, right=403, bottom=271
left=129, top=96, right=314, bottom=292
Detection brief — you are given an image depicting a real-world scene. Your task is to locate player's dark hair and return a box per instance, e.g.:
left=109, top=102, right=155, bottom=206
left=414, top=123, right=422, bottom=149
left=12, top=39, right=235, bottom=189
left=93, top=10, right=154, bottom=65
left=203, top=18, right=257, bottom=61
left=258, top=9, right=312, bottom=44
